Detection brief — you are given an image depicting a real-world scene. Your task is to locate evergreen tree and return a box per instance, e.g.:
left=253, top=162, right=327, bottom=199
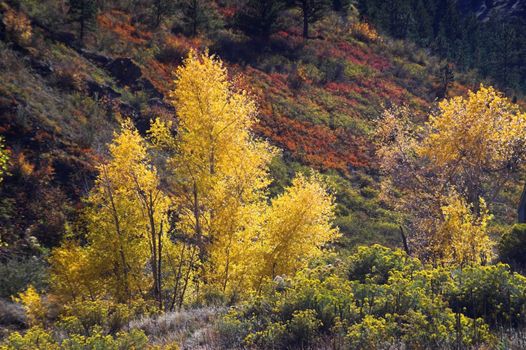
left=236, top=0, right=285, bottom=39
left=151, top=0, right=176, bottom=28
left=294, top=0, right=331, bottom=38
left=178, top=0, right=222, bottom=37
left=68, top=0, right=98, bottom=44
left=332, top=0, right=352, bottom=13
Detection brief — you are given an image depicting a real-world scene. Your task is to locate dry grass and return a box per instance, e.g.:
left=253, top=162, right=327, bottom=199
left=129, top=307, right=224, bottom=349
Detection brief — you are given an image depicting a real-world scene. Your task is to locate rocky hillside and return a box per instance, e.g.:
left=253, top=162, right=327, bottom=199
left=0, top=0, right=517, bottom=257
left=458, top=0, right=526, bottom=21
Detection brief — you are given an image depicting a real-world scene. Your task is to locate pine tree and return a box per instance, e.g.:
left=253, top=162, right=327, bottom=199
left=151, top=0, right=176, bottom=28
left=294, top=0, right=331, bottom=38
left=236, top=0, right=285, bottom=39
left=68, top=0, right=98, bottom=44
left=178, top=0, right=222, bottom=37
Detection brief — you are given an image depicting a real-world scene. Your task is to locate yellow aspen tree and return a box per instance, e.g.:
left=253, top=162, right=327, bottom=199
left=48, top=241, right=101, bottom=302
left=52, top=120, right=171, bottom=305
left=377, top=86, right=526, bottom=263
left=13, top=285, right=46, bottom=327
left=150, top=51, right=275, bottom=297
left=419, top=85, right=526, bottom=208
left=83, top=121, right=153, bottom=303
left=255, top=174, right=339, bottom=288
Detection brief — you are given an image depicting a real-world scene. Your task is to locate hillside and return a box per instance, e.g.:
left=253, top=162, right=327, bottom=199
left=0, top=0, right=481, bottom=253
left=2, top=1, right=526, bottom=349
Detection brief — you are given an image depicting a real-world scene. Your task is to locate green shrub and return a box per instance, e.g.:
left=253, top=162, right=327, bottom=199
left=346, top=244, right=420, bottom=284
left=319, top=58, right=346, bottom=83
left=216, top=311, right=248, bottom=348
left=61, top=328, right=148, bottom=350
left=344, top=63, right=373, bottom=80
left=0, top=257, right=48, bottom=298
left=346, top=315, right=394, bottom=349
left=287, top=309, right=321, bottom=347
left=499, top=224, right=526, bottom=269
left=217, top=245, right=512, bottom=349
left=0, top=326, right=148, bottom=350
left=245, top=321, right=288, bottom=349
left=0, top=326, right=58, bottom=350
left=446, top=264, right=526, bottom=328
left=58, top=300, right=143, bottom=336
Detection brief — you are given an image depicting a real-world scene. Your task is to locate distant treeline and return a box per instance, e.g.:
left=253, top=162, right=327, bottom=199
left=357, top=0, right=526, bottom=93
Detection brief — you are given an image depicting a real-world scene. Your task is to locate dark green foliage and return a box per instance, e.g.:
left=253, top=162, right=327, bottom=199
left=331, top=0, right=352, bottom=13
left=447, top=264, right=526, bottom=328
left=68, top=0, right=98, bottom=43
left=176, top=0, right=223, bottom=37
left=235, top=0, right=286, bottom=39
left=150, top=0, right=177, bottom=28
left=346, top=244, right=419, bottom=284
left=499, top=224, right=526, bottom=270
left=0, top=257, right=48, bottom=298
left=293, top=0, right=332, bottom=38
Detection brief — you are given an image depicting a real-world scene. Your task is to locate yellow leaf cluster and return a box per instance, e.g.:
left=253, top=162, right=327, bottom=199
left=150, top=51, right=338, bottom=295
left=420, top=85, right=526, bottom=169
left=434, top=191, right=493, bottom=266
left=13, top=285, right=46, bottom=327
left=2, top=8, right=32, bottom=45
left=257, top=174, right=338, bottom=284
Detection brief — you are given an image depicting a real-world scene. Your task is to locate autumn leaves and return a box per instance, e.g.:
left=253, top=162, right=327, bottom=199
left=377, top=86, right=526, bottom=266
left=49, top=51, right=338, bottom=308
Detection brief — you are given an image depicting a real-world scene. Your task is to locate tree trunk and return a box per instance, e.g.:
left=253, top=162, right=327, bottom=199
left=79, top=6, right=85, bottom=43
left=302, top=2, right=309, bottom=38
left=102, top=168, right=130, bottom=303
left=169, top=243, right=187, bottom=311
left=157, top=220, right=163, bottom=309
left=399, top=226, right=411, bottom=256
left=147, top=194, right=162, bottom=310
left=155, top=0, right=161, bottom=27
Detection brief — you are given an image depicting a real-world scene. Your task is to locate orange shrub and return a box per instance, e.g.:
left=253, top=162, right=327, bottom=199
left=350, top=22, right=379, bottom=43
left=2, top=9, right=32, bottom=45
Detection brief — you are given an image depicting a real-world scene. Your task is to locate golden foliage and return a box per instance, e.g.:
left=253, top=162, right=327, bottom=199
left=257, top=174, right=339, bottom=284
left=13, top=286, right=46, bottom=327
left=0, top=137, right=8, bottom=183
left=48, top=241, right=100, bottom=303
left=377, top=86, right=526, bottom=265
left=420, top=85, right=526, bottom=172
left=50, top=51, right=338, bottom=308
left=51, top=121, right=171, bottom=305
left=150, top=51, right=338, bottom=295
left=433, top=191, right=493, bottom=266
left=350, top=22, right=379, bottom=42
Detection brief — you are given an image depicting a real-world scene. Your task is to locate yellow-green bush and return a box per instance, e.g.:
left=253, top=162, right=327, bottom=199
left=0, top=327, right=58, bottom=350
left=0, top=326, right=149, bottom=350
left=217, top=245, right=519, bottom=349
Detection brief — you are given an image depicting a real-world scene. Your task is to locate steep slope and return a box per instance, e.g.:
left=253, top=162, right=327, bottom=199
left=0, top=1, right=498, bottom=255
